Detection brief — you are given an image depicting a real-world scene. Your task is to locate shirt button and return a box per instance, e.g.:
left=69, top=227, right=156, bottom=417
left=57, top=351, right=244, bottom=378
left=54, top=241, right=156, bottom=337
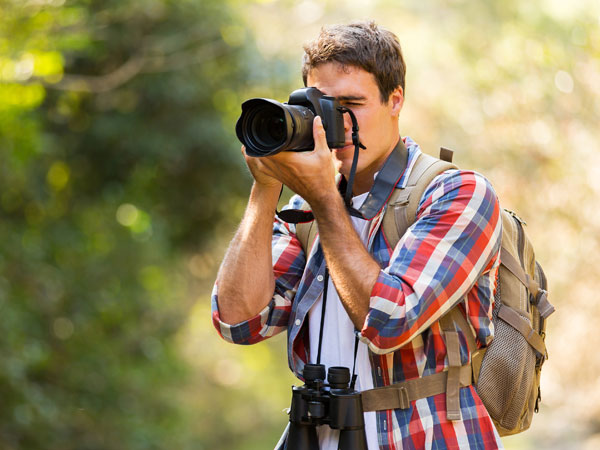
left=317, top=275, right=324, bottom=282
left=295, top=319, right=301, bottom=326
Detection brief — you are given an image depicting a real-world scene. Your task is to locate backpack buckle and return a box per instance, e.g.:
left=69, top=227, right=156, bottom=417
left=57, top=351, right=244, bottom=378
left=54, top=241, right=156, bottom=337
left=535, top=289, right=555, bottom=319
left=395, top=386, right=410, bottom=409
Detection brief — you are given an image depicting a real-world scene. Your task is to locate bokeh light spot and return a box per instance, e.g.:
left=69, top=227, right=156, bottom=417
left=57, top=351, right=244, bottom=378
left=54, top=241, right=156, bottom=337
left=116, top=203, right=139, bottom=227
left=555, top=70, right=574, bottom=94
left=47, top=161, right=70, bottom=191
left=53, top=317, right=74, bottom=340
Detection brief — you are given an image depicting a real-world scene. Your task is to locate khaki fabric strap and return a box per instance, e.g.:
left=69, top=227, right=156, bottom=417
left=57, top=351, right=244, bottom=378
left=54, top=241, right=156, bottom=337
left=442, top=307, right=477, bottom=353
left=500, top=247, right=540, bottom=295
left=381, top=187, right=406, bottom=250
left=439, top=309, right=469, bottom=421
left=295, top=201, right=318, bottom=256
left=398, top=156, right=457, bottom=240
left=443, top=306, right=483, bottom=386
left=382, top=153, right=458, bottom=250
left=497, top=304, right=547, bottom=357
left=296, top=219, right=317, bottom=256
left=470, top=348, right=486, bottom=385
left=444, top=329, right=462, bottom=420
left=361, top=365, right=472, bottom=412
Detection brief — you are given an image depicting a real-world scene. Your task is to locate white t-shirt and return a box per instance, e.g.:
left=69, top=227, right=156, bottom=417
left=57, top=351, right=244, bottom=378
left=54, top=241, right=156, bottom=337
left=307, top=192, right=379, bottom=450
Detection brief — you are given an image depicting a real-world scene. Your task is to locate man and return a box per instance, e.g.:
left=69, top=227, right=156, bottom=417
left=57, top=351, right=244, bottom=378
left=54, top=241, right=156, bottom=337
left=212, top=21, right=503, bottom=449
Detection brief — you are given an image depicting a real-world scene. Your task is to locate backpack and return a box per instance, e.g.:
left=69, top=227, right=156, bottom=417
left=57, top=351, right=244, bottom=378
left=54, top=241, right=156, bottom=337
left=295, top=148, right=555, bottom=436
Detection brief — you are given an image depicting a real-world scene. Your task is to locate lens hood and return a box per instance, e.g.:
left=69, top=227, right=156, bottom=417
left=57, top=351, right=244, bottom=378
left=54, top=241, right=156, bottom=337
left=236, top=98, right=315, bottom=157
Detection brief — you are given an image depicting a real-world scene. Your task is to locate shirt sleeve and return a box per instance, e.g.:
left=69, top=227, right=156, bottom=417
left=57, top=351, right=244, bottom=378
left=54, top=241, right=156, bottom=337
left=211, top=195, right=307, bottom=345
left=360, top=170, right=502, bottom=354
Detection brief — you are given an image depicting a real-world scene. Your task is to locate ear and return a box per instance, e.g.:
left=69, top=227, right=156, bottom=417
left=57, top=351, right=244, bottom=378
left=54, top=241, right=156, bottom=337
left=388, top=87, right=404, bottom=116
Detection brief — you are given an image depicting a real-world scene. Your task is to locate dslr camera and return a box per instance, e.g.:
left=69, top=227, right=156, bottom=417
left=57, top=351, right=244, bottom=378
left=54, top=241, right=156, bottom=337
left=284, top=363, right=367, bottom=450
left=236, top=87, right=345, bottom=157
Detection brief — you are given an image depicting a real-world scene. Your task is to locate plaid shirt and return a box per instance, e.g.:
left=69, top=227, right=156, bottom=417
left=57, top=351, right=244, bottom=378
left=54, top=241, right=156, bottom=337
left=212, top=137, right=503, bottom=449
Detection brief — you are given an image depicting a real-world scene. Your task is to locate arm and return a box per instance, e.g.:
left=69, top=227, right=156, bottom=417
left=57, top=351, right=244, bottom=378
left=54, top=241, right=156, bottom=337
left=216, top=182, right=280, bottom=324
left=212, top=150, right=306, bottom=344
left=310, top=193, right=380, bottom=328
left=245, top=117, right=380, bottom=330
left=361, top=170, right=502, bottom=353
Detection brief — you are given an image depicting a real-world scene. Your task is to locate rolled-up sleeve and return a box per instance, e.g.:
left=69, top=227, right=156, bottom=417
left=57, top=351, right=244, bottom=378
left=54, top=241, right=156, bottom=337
left=361, top=170, right=502, bottom=354
left=212, top=196, right=307, bottom=345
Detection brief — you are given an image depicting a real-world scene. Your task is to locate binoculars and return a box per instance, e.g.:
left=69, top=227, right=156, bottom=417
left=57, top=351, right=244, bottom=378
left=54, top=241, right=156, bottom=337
left=284, top=363, right=368, bottom=450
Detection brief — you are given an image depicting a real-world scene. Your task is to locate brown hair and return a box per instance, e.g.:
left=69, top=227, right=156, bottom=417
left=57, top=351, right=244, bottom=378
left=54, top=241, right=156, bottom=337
left=302, top=21, right=406, bottom=102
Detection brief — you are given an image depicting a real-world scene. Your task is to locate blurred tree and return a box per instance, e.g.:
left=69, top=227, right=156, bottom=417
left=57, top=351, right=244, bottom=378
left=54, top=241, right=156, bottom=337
left=0, top=0, right=295, bottom=448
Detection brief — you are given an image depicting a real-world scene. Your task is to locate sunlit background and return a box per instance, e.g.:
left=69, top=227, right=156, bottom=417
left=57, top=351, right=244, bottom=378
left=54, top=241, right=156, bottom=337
left=1, top=0, right=599, bottom=448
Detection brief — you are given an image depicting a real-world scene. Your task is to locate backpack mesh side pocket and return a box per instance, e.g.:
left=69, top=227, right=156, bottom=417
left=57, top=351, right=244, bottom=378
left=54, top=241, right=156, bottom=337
left=477, top=292, right=537, bottom=433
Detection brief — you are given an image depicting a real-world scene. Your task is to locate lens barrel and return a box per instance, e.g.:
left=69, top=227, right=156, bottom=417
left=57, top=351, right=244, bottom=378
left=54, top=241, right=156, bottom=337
left=236, top=98, right=315, bottom=157
left=236, top=87, right=345, bottom=157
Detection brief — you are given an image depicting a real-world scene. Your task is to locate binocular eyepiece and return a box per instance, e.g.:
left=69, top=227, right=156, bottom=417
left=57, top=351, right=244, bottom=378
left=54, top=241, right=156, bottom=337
left=284, top=364, right=368, bottom=450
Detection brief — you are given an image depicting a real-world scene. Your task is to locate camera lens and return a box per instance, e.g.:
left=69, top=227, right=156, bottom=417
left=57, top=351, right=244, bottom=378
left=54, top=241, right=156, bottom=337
left=236, top=96, right=317, bottom=157
left=249, top=104, right=286, bottom=149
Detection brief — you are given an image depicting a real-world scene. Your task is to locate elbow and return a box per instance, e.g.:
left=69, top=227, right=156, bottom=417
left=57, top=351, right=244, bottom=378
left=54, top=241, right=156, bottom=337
left=363, top=336, right=397, bottom=355
left=362, top=272, right=413, bottom=354
left=360, top=324, right=413, bottom=355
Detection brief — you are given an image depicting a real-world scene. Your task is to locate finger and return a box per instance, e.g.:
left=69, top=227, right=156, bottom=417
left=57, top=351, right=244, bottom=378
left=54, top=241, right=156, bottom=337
left=312, top=116, right=329, bottom=152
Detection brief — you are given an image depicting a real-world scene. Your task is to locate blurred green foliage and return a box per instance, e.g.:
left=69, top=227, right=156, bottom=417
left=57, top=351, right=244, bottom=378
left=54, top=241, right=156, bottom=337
left=1, top=0, right=599, bottom=449
left=0, top=0, right=294, bottom=448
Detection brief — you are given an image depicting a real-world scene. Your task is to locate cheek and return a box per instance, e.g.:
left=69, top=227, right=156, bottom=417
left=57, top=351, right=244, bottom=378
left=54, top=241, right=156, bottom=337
left=355, top=111, right=376, bottom=140
left=357, top=107, right=380, bottom=127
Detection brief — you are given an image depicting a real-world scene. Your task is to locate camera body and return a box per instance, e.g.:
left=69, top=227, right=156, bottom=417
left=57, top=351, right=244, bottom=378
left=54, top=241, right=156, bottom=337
left=285, top=364, right=367, bottom=450
left=236, top=87, right=346, bottom=157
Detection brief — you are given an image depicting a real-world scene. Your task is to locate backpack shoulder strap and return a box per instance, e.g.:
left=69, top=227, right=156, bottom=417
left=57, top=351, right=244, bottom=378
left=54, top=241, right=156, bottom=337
left=298, top=147, right=458, bottom=255
left=382, top=149, right=458, bottom=249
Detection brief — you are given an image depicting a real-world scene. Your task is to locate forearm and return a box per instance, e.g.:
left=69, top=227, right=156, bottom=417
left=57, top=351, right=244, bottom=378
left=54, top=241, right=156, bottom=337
left=312, top=194, right=380, bottom=330
left=216, top=183, right=280, bottom=324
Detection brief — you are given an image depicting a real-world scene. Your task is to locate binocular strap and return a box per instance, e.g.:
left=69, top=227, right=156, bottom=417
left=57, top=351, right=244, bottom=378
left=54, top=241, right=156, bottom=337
left=316, top=268, right=360, bottom=389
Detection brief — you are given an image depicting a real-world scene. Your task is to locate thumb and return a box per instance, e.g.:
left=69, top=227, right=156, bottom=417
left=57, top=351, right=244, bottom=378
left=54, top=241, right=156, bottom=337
left=312, top=115, right=329, bottom=152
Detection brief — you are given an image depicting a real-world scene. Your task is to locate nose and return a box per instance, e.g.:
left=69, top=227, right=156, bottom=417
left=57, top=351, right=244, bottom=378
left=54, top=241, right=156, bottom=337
left=343, top=110, right=352, bottom=134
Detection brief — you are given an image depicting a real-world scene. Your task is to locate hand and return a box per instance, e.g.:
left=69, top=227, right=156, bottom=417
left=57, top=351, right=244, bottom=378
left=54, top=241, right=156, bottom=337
left=253, top=116, right=338, bottom=205
left=242, top=145, right=282, bottom=191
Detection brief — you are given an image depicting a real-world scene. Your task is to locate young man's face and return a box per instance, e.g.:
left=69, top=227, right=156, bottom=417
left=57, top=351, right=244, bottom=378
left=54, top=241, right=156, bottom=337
left=306, top=62, right=404, bottom=194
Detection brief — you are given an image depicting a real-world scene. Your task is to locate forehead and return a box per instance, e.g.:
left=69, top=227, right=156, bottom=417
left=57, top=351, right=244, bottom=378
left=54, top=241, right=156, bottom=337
left=306, top=62, right=379, bottom=99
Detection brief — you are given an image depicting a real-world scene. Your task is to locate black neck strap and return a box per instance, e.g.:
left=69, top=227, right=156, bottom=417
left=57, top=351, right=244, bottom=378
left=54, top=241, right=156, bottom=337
left=316, top=268, right=329, bottom=365
left=277, top=137, right=408, bottom=223
left=315, top=267, right=360, bottom=390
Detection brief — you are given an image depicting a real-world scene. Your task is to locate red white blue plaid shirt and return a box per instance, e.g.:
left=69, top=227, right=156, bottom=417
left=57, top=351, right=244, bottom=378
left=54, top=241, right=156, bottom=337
left=212, top=137, right=503, bottom=449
